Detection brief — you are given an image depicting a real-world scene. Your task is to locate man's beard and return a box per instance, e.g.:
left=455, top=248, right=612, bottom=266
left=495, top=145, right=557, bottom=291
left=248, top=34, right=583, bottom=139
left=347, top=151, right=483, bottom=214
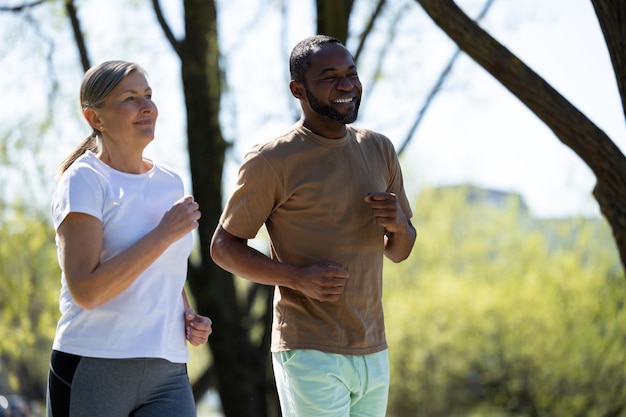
left=305, top=85, right=360, bottom=124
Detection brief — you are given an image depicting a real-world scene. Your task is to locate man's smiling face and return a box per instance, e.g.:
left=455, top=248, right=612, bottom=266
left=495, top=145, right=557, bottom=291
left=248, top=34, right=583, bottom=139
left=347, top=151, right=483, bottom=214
left=301, top=42, right=362, bottom=126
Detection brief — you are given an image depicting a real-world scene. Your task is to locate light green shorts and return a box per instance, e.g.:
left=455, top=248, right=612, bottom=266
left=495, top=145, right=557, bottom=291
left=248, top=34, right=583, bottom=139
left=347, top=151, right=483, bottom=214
left=272, top=349, right=389, bottom=417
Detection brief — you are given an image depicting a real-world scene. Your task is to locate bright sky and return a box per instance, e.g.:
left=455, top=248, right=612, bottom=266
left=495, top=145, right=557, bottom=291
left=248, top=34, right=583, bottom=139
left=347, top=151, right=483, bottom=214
left=1, top=0, right=623, bottom=218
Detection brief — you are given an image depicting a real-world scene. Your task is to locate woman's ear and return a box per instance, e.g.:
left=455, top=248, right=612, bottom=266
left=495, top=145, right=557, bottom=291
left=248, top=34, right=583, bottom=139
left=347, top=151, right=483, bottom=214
left=83, top=108, right=102, bottom=130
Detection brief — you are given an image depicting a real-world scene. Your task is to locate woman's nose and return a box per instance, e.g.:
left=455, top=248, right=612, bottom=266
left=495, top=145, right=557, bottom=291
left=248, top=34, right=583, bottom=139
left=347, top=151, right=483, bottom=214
left=141, top=98, right=157, bottom=113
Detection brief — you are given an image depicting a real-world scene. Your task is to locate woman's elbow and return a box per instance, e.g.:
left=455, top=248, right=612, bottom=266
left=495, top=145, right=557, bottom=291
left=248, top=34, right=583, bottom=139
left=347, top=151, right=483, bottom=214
left=68, top=289, right=101, bottom=310
left=65, top=277, right=102, bottom=310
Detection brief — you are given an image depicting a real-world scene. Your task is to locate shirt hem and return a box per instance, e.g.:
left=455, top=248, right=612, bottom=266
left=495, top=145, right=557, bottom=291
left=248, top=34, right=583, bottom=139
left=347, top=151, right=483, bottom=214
left=270, top=342, right=388, bottom=356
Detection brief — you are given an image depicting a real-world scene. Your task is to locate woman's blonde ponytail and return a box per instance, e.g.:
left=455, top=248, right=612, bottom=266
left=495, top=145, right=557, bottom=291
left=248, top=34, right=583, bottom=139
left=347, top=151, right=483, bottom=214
left=55, top=134, right=99, bottom=180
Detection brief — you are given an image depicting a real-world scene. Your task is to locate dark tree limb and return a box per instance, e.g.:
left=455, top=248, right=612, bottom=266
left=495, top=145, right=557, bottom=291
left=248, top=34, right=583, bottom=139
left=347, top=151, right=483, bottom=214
left=360, top=4, right=409, bottom=107
left=0, top=0, right=46, bottom=12
left=590, top=0, right=626, bottom=121
left=151, top=0, right=182, bottom=56
left=414, top=0, right=626, bottom=270
left=353, top=0, right=385, bottom=62
left=64, top=0, right=90, bottom=71
left=398, top=0, right=497, bottom=156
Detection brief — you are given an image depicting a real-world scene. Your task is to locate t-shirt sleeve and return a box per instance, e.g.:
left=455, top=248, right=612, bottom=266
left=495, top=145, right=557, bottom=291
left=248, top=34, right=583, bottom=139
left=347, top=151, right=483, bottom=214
left=51, top=166, right=105, bottom=230
left=384, top=137, right=413, bottom=220
left=219, top=149, right=281, bottom=240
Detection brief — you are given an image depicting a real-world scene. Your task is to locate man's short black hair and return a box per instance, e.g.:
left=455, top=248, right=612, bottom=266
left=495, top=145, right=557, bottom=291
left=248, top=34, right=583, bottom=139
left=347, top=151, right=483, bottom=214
left=289, top=35, right=344, bottom=83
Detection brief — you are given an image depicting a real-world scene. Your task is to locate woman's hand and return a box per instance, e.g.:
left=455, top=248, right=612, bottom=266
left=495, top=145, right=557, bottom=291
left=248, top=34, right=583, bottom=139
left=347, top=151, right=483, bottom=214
left=157, top=196, right=201, bottom=245
left=184, top=308, right=212, bottom=346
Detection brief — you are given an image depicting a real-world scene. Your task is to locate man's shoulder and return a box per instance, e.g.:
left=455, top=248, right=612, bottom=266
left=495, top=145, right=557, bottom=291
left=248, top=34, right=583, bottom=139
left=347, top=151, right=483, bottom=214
left=251, top=124, right=310, bottom=154
left=348, top=125, right=394, bottom=147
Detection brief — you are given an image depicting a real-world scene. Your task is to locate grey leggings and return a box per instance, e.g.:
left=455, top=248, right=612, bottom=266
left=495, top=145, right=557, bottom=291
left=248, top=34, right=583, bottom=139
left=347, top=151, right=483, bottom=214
left=46, top=350, right=196, bottom=417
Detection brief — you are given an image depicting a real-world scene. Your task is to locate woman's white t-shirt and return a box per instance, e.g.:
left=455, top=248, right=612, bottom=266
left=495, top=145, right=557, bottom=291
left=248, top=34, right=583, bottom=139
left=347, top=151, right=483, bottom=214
left=51, top=151, right=191, bottom=363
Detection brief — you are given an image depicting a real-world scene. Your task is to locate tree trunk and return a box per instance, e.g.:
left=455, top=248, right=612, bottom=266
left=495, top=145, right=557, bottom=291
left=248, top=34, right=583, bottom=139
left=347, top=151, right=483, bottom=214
left=176, top=1, right=274, bottom=416
left=316, top=0, right=354, bottom=42
left=414, top=0, right=626, bottom=271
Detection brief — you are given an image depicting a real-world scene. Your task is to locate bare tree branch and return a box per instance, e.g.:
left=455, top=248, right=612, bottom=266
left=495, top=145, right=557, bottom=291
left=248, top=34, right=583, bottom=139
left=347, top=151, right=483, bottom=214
left=353, top=0, right=386, bottom=62
left=0, top=0, right=46, bottom=12
left=397, top=0, right=497, bottom=156
left=590, top=0, right=626, bottom=121
left=151, top=0, right=182, bottom=57
left=415, top=0, right=623, bottom=172
left=64, top=0, right=90, bottom=71
left=360, top=4, right=409, bottom=107
left=415, top=0, right=626, bottom=270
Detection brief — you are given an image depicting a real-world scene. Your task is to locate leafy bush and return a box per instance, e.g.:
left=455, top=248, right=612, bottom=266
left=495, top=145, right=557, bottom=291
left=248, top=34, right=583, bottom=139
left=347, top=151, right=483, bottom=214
left=385, top=186, right=625, bottom=417
left=0, top=205, right=58, bottom=399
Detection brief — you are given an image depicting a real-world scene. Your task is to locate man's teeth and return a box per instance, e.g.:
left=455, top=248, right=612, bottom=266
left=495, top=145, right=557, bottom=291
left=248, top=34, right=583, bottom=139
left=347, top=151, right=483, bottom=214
left=334, top=98, right=352, bottom=104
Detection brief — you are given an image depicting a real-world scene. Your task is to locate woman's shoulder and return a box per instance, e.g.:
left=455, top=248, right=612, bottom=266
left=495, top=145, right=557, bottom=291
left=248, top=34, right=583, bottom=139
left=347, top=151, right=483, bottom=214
left=60, top=151, right=107, bottom=181
left=152, top=160, right=177, bottom=175
left=152, top=160, right=184, bottom=183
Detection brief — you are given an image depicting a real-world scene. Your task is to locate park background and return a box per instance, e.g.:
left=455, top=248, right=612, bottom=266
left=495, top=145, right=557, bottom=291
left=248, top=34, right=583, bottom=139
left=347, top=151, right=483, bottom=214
left=1, top=0, right=625, bottom=416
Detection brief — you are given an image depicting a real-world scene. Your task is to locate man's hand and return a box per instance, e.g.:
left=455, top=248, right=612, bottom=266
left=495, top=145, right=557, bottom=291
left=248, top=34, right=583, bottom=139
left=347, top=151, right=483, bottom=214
left=296, top=260, right=349, bottom=302
left=364, top=192, right=408, bottom=234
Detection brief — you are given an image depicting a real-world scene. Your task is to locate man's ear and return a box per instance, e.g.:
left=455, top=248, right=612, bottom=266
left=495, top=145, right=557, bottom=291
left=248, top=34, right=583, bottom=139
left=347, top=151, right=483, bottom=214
left=289, top=80, right=304, bottom=99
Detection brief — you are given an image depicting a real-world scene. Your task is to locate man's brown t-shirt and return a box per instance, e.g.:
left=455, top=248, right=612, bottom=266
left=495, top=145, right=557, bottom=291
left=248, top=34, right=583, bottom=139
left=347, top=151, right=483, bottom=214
left=220, top=123, right=413, bottom=355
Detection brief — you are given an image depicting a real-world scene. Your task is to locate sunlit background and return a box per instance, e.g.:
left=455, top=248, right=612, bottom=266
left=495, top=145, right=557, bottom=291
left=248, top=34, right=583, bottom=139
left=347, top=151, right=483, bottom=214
left=1, top=0, right=623, bottom=218
left=1, top=1, right=625, bottom=416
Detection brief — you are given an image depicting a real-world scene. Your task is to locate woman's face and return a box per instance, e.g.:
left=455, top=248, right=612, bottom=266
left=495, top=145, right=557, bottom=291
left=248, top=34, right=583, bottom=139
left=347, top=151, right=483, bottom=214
left=92, top=70, right=158, bottom=149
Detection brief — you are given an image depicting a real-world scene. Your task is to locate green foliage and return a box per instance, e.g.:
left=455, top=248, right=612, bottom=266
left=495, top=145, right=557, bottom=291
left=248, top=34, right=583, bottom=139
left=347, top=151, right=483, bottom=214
left=385, top=185, right=625, bottom=417
left=0, top=204, right=59, bottom=399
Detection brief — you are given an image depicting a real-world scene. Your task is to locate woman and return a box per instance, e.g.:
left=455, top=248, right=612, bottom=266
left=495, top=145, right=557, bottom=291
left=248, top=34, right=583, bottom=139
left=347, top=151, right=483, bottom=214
left=46, top=61, right=212, bottom=417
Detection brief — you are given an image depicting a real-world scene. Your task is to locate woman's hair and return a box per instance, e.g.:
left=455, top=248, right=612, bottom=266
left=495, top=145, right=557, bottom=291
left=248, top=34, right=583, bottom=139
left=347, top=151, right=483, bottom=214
left=56, top=61, right=145, bottom=178
left=289, top=34, right=342, bottom=84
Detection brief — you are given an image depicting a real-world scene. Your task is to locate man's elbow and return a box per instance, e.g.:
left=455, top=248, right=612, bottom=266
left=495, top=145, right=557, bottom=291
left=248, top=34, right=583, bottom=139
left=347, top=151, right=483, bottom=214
left=209, top=231, right=227, bottom=267
left=385, top=229, right=416, bottom=263
left=209, top=226, right=242, bottom=271
left=386, top=251, right=411, bottom=264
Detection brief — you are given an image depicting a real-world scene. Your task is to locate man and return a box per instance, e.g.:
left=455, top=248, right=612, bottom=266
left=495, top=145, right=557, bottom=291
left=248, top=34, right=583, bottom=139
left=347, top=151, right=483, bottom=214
left=210, top=35, right=416, bottom=417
